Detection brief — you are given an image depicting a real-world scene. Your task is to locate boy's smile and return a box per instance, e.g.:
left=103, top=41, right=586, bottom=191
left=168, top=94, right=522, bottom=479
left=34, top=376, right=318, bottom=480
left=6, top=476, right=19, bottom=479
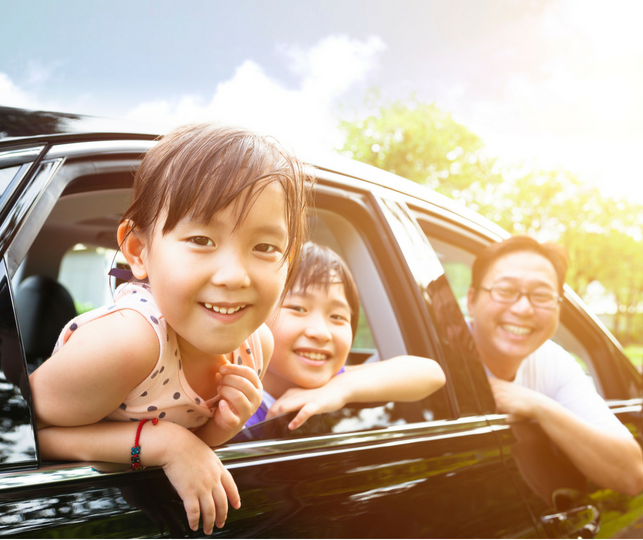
left=263, top=282, right=353, bottom=397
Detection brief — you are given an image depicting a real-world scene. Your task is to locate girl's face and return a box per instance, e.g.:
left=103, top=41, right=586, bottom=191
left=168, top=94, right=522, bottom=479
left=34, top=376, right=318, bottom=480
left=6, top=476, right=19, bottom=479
left=263, top=280, right=353, bottom=398
left=135, top=181, right=289, bottom=357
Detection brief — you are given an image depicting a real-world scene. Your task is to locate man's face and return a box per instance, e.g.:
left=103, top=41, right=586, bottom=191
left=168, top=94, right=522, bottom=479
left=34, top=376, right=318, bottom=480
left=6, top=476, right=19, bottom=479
left=467, top=250, right=560, bottom=373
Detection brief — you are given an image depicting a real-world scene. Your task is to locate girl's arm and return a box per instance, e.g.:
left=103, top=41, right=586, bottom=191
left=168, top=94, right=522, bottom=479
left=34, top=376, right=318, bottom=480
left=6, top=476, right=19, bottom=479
left=193, top=324, right=274, bottom=447
left=38, top=421, right=239, bottom=533
left=29, top=310, right=239, bottom=533
left=267, top=356, right=446, bottom=430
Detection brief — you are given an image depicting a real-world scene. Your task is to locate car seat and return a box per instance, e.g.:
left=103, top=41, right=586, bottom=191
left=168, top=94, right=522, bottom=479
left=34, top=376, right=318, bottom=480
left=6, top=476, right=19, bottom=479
left=15, top=275, right=77, bottom=372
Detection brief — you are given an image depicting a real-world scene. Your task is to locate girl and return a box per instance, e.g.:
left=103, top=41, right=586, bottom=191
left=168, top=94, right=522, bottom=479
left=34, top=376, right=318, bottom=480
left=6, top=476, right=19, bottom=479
left=29, top=124, right=308, bottom=535
left=246, top=242, right=446, bottom=430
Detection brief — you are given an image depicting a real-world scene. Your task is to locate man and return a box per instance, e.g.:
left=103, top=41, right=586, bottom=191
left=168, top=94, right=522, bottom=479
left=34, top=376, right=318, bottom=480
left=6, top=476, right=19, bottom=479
left=467, top=235, right=643, bottom=495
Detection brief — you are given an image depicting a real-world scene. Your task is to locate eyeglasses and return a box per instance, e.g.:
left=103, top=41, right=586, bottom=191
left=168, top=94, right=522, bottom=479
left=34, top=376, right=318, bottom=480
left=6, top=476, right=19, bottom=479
left=479, top=286, right=563, bottom=310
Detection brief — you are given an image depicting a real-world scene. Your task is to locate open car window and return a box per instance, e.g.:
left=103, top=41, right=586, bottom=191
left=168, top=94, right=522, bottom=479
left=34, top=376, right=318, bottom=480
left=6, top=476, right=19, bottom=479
left=418, top=225, right=604, bottom=395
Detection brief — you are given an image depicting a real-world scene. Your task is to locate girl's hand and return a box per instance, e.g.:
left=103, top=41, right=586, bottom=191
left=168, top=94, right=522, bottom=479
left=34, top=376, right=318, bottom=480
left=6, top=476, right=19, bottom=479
left=266, top=385, right=348, bottom=430
left=145, top=421, right=241, bottom=534
left=213, top=364, right=263, bottom=435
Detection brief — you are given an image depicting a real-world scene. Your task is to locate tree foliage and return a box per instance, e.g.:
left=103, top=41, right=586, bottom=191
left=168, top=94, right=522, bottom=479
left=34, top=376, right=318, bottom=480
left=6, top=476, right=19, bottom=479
left=339, top=93, right=643, bottom=344
left=338, top=93, right=502, bottom=198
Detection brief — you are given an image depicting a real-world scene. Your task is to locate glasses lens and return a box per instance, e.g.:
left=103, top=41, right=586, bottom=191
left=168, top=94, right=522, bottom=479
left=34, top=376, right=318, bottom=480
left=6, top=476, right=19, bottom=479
left=490, top=288, right=519, bottom=303
left=529, top=293, right=558, bottom=308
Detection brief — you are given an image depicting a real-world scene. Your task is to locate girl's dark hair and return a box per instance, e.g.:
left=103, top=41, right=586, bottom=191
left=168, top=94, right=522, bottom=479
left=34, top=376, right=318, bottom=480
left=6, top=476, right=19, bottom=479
left=290, top=242, right=360, bottom=340
left=120, top=123, right=311, bottom=293
left=471, top=235, right=568, bottom=296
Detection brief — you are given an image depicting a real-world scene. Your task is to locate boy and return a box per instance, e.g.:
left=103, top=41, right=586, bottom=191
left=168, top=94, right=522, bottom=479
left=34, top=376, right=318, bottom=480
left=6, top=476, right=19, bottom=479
left=247, top=242, right=446, bottom=430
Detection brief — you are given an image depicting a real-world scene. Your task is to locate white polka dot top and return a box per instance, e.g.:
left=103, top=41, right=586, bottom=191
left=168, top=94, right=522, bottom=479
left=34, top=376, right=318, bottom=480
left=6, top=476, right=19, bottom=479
left=53, top=282, right=263, bottom=430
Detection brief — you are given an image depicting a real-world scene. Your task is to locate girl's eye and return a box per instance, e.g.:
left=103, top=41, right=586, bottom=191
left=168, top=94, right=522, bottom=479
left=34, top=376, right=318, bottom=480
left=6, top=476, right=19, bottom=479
left=254, top=243, right=279, bottom=253
left=284, top=304, right=306, bottom=313
left=190, top=236, right=214, bottom=246
left=331, top=314, right=350, bottom=323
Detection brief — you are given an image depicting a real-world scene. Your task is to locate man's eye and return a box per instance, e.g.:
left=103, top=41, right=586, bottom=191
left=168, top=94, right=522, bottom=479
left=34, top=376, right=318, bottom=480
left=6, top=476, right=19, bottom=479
left=190, top=236, right=214, bottom=246
left=496, top=288, right=518, bottom=298
left=255, top=243, right=279, bottom=253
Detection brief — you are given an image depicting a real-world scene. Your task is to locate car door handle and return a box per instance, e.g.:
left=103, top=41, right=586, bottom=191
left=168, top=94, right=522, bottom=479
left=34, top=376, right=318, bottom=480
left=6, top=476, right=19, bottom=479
left=541, top=504, right=600, bottom=538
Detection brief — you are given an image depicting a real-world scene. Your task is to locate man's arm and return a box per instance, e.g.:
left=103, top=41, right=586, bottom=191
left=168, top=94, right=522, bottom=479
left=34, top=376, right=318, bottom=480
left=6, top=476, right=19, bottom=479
left=490, top=378, right=643, bottom=495
left=267, top=356, right=446, bottom=430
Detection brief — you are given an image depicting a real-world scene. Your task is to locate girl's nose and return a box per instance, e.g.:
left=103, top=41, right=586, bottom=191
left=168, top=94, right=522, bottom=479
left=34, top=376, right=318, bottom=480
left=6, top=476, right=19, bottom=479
left=210, top=252, right=251, bottom=290
left=304, top=313, right=332, bottom=343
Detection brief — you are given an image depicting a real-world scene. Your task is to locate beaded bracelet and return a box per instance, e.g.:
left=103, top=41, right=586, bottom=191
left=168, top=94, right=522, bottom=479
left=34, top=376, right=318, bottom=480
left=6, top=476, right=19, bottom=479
left=131, top=417, right=158, bottom=470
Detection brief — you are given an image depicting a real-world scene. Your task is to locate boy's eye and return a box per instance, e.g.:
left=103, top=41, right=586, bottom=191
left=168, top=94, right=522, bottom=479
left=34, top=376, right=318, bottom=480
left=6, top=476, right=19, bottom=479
left=254, top=243, right=279, bottom=253
left=190, top=236, right=214, bottom=246
left=284, top=304, right=306, bottom=313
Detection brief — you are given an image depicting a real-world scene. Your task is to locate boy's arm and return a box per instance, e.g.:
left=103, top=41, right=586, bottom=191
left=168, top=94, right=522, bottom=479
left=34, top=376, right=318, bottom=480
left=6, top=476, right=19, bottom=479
left=267, top=356, right=446, bottom=430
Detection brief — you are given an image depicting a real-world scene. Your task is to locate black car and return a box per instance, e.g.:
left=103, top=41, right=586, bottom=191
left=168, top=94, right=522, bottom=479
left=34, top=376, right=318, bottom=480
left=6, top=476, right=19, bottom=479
left=1, top=106, right=643, bottom=538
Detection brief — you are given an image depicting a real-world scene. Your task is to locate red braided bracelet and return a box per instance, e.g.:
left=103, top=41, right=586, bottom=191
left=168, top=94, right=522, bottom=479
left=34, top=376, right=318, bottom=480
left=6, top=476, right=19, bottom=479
left=131, top=418, right=158, bottom=470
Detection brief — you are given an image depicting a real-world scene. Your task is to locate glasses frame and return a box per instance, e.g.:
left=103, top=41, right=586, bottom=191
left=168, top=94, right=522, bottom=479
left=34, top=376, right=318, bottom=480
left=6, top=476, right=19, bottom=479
left=479, top=286, right=563, bottom=310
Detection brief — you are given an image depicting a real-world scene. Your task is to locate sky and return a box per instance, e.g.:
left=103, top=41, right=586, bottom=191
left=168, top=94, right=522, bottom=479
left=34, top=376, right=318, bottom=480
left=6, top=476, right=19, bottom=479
left=2, top=0, right=643, bottom=201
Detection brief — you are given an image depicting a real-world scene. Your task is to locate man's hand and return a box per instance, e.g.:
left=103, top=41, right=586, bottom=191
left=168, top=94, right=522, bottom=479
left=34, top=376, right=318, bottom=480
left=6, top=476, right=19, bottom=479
left=488, top=377, right=549, bottom=422
left=266, top=385, right=348, bottom=430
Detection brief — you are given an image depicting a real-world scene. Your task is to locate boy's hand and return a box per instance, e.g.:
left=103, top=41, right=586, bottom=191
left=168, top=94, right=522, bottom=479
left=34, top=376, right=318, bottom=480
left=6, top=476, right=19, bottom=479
left=266, top=384, right=349, bottom=430
left=214, top=364, right=263, bottom=433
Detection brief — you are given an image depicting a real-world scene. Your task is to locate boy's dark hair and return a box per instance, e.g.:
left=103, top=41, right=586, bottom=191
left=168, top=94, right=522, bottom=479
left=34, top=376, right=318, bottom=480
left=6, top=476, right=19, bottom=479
left=471, top=235, right=568, bottom=296
left=291, top=242, right=360, bottom=340
left=120, top=123, right=310, bottom=294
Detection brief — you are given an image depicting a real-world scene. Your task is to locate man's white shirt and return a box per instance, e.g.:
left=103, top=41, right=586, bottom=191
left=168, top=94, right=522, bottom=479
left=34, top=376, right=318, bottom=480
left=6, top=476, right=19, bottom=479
left=485, top=340, right=632, bottom=438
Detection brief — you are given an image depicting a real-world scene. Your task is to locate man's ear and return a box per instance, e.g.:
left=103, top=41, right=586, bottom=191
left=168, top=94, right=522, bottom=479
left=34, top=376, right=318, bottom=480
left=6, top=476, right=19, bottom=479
left=117, top=220, right=148, bottom=279
left=466, top=287, right=476, bottom=317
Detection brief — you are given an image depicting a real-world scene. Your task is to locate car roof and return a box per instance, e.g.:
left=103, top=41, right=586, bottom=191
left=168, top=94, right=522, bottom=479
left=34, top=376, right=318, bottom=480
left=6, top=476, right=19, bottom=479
left=0, top=105, right=508, bottom=241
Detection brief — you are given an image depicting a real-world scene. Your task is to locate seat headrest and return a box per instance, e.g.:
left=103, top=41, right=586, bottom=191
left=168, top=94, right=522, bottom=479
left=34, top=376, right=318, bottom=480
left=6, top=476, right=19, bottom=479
left=15, top=275, right=77, bottom=369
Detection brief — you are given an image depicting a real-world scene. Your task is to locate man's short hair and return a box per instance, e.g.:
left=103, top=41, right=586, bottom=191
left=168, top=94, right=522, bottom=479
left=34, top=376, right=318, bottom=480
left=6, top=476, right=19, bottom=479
left=471, top=235, right=568, bottom=295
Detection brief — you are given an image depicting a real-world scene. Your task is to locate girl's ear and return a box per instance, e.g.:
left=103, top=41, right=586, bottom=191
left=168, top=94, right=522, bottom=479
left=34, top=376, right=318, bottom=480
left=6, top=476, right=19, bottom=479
left=117, top=220, right=149, bottom=279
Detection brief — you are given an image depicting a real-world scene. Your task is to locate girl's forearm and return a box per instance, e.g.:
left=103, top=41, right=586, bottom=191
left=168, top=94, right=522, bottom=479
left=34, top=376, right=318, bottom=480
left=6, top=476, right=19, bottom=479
left=339, top=356, right=446, bottom=404
left=38, top=420, right=188, bottom=467
left=193, top=417, right=243, bottom=448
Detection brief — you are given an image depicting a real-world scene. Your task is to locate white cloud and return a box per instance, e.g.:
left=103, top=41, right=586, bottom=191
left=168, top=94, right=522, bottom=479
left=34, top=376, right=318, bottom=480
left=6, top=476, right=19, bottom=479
left=125, top=35, right=386, bottom=153
left=0, top=72, right=40, bottom=109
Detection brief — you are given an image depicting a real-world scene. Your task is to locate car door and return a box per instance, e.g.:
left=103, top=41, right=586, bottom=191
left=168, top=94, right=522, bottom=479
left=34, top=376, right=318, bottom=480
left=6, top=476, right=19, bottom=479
left=411, top=202, right=643, bottom=539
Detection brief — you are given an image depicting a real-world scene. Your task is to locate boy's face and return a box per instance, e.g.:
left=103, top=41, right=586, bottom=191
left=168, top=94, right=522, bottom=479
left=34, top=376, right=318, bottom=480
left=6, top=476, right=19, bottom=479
left=264, top=281, right=353, bottom=395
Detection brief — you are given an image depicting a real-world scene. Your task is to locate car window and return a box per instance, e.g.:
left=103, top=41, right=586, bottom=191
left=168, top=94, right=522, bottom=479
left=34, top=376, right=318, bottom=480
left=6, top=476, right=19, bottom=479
left=419, top=229, right=602, bottom=393
left=10, top=166, right=452, bottom=448
left=58, top=244, right=126, bottom=314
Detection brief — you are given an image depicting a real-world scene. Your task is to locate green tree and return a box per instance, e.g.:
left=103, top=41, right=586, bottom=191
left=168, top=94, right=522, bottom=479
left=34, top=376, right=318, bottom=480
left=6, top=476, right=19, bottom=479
left=338, top=92, right=502, bottom=202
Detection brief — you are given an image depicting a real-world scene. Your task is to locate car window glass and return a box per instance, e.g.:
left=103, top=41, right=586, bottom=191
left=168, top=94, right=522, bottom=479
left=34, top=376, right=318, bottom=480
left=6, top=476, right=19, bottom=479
left=421, top=231, right=601, bottom=393
left=0, top=165, right=20, bottom=196
left=0, top=260, right=38, bottom=470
